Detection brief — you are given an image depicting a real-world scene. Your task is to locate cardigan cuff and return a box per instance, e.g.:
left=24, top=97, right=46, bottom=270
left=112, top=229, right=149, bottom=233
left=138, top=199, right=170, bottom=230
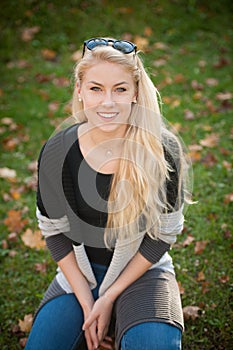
left=46, top=234, right=73, bottom=262
left=139, top=235, right=170, bottom=264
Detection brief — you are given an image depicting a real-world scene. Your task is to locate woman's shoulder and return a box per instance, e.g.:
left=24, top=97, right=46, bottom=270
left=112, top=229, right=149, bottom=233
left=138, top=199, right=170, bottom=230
left=39, top=123, right=81, bottom=158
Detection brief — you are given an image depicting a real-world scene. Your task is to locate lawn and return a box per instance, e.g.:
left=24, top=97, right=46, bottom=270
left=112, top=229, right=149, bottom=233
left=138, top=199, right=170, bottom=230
left=0, top=0, right=232, bottom=349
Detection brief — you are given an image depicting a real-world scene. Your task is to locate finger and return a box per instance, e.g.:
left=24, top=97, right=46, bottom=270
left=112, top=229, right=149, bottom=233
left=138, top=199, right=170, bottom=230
left=84, top=329, right=94, bottom=350
left=100, top=338, right=113, bottom=350
left=83, top=313, right=96, bottom=330
left=89, top=323, right=99, bottom=349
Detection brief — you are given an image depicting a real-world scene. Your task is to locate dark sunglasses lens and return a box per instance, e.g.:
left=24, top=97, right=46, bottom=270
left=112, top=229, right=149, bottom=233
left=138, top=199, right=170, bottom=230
left=86, top=39, right=107, bottom=50
left=114, top=41, right=135, bottom=53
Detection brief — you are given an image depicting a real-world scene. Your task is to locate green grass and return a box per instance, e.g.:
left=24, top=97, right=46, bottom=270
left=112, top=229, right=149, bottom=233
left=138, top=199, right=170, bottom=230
left=0, top=0, right=232, bottom=349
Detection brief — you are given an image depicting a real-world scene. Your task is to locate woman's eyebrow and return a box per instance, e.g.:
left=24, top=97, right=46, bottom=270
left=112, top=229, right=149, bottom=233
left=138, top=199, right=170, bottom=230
left=87, top=81, right=129, bottom=86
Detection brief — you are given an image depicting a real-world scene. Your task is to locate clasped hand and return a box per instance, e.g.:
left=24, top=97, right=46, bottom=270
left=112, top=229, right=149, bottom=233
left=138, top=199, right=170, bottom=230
left=83, top=294, right=114, bottom=350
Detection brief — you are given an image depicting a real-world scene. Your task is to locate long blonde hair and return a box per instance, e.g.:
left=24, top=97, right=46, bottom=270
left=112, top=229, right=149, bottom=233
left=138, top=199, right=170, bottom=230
left=72, top=45, right=190, bottom=247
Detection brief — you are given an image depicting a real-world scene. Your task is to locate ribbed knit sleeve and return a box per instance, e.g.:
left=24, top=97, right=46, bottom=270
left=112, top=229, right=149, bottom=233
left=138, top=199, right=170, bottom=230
left=45, top=234, right=73, bottom=262
left=139, top=235, right=170, bottom=264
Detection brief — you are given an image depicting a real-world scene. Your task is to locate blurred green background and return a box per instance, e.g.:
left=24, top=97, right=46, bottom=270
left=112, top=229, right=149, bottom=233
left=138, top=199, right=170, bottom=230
left=0, top=1, right=232, bottom=349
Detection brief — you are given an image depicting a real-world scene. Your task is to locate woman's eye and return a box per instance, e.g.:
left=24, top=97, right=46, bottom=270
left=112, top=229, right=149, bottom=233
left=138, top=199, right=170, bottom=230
left=90, top=86, right=101, bottom=91
left=116, top=87, right=127, bottom=92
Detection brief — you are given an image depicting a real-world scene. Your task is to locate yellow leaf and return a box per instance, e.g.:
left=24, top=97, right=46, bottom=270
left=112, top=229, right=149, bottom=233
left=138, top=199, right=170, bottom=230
left=19, top=314, right=33, bottom=332
left=21, top=228, right=46, bottom=249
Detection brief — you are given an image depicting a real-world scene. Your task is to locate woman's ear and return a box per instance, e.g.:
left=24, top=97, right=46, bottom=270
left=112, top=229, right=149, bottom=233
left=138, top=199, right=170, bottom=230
left=76, top=82, right=82, bottom=102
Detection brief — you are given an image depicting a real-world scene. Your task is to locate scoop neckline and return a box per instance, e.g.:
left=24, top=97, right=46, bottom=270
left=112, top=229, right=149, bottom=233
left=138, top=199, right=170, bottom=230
left=75, top=123, right=114, bottom=177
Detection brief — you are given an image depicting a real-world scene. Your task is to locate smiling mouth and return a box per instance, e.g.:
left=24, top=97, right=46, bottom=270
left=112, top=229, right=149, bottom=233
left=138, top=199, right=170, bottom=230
left=97, top=112, right=118, bottom=119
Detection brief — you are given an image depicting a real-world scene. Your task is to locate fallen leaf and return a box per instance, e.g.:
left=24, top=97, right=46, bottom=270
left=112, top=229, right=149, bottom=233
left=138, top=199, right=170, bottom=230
left=144, top=26, right=153, bottom=37
left=8, top=232, right=18, bottom=242
left=18, top=314, right=33, bottom=332
left=0, top=167, right=17, bottom=179
left=200, top=133, right=219, bottom=147
left=201, top=281, right=210, bottom=294
left=4, top=210, right=28, bottom=233
left=196, top=271, right=205, bottom=282
left=118, top=7, right=133, bottom=14
left=219, top=275, right=230, bottom=283
left=177, top=281, right=185, bottom=295
left=154, top=42, right=168, bottom=50
left=184, top=109, right=195, bottom=120
left=71, top=49, right=82, bottom=62
left=201, top=152, right=218, bottom=167
left=41, top=48, right=57, bottom=61
left=19, top=338, right=28, bottom=348
left=213, top=56, right=231, bottom=68
left=27, top=160, right=38, bottom=173
left=224, top=192, right=233, bottom=204
left=3, top=136, right=20, bottom=151
left=21, top=26, right=40, bottom=42
left=153, top=58, right=167, bottom=67
left=134, top=35, right=149, bottom=51
left=191, top=80, right=204, bottom=91
left=215, top=92, right=233, bottom=101
left=53, top=77, right=70, bottom=87
left=1, top=117, right=14, bottom=125
left=182, top=234, right=195, bottom=247
left=21, top=228, right=46, bottom=249
left=205, top=78, right=219, bottom=86
left=194, top=240, right=208, bottom=254
left=183, top=305, right=201, bottom=320
left=35, top=262, right=47, bottom=273
left=48, top=101, right=60, bottom=112
left=222, top=160, right=232, bottom=170
left=174, top=74, right=186, bottom=83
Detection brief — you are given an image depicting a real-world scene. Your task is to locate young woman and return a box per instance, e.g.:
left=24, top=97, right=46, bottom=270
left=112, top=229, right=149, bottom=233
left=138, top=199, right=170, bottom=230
left=26, top=37, right=191, bottom=350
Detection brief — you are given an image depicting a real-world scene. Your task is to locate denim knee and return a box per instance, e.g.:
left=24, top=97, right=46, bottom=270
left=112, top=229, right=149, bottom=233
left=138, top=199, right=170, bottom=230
left=121, top=322, right=182, bottom=350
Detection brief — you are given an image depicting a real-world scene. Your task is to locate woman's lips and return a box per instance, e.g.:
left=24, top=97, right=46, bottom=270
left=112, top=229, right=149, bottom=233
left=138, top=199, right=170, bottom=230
left=97, top=112, right=119, bottom=120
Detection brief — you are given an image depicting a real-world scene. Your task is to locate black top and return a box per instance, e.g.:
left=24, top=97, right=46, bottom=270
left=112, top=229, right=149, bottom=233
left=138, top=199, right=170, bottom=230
left=37, top=124, right=180, bottom=265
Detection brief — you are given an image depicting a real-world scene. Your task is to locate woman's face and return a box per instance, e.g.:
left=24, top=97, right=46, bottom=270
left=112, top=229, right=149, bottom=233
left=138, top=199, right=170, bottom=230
left=78, top=61, right=137, bottom=134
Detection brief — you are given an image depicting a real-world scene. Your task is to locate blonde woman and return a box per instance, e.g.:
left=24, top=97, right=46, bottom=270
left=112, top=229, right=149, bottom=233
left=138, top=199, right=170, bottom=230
left=26, top=38, right=191, bottom=350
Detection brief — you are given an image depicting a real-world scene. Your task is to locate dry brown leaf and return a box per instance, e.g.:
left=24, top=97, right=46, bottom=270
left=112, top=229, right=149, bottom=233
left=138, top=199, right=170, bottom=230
left=201, top=152, right=218, bottom=167
left=205, top=78, right=219, bottom=86
left=222, top=160, right=232, bottom=170
left=182, top=234, right=195, bottom=247
left=134, top=35, right=149, bottom=51
left=224, top=192, right=233, bottom=204
left=177, top=281, right=185, bottom=295
left=184, top=109, right=195, bottom=120
left=219, top=275, right=230, bottom=283
left=194, top=240, right=208, bottom=254
left=35, top=262, right=47, bottom=273
left=144, top=26, right=153, bottom=37
left=196, top=271, right=205, bottom=282
left=0, top=167, right=17, bottom=179
left=154, top=42, right=169, bottom=50
left=21, top=228, right=46, bottom=249
left=183, top=305, right=201, bottom=320
left=21, top=26, right=40, bottom=42
left=191, top=80, right=204, bottom=91
left=48, top=101, right=60, bottom=112
left=41, top=48, right=57, bottom=61
left=71, top=49, right=82, bottom=62
left=4, top=210, right=28, bottom=233
left=200, top=133, right=219, bottom=147
left=153, top=58, right=167, bottom=67
left=216, top=92, right=233, bottom=101
left=18, top=314, right=33, bottom=332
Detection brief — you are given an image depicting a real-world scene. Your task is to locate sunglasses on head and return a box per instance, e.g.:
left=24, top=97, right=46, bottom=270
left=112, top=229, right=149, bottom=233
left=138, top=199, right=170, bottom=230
left=82, top=38, right=137, bottom=57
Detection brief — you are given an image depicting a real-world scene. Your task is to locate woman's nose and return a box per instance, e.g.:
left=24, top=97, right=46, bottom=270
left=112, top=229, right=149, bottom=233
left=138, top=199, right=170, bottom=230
left=102, top=91, right=115, bottom=106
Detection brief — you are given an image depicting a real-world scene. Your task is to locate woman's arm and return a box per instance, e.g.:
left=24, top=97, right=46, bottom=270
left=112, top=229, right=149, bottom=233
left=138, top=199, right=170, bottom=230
left=83, top=251, right=152, bottom=345
left=58, top=251, right=99, bottom=350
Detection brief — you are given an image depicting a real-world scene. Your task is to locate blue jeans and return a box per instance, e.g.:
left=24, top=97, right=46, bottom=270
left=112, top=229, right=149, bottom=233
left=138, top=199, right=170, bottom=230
left=25, top=263, right=182, bottom=350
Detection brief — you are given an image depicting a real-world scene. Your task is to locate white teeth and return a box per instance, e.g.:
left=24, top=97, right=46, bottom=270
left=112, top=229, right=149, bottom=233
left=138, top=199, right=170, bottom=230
left=98, top=112, right=117, bottom=119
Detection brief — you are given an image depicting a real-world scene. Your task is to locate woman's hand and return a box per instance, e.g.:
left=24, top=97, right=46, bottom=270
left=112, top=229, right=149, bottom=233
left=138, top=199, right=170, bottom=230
left=83, top=295, right=114, bottom=349
left=83, top=306, right=99, bottom=350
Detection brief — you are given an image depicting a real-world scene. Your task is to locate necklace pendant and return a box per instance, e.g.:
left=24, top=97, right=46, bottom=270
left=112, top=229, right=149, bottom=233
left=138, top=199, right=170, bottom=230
left=105, top=149, right=113, bottom=157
